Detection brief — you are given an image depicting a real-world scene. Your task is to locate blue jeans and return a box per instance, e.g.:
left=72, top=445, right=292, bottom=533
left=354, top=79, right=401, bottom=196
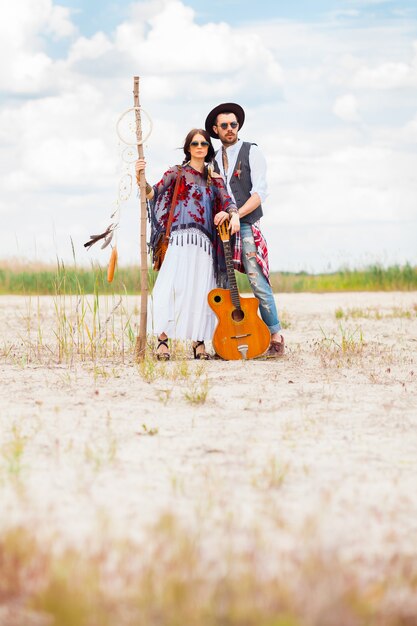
left=240, top=222, right=281, bottom=335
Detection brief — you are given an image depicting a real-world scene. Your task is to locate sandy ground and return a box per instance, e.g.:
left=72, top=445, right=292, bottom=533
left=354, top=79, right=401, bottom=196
left=1, top=292, right=417, bottom=581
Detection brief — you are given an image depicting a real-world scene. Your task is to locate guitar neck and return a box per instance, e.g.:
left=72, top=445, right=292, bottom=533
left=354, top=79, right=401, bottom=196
left=223, top=240, right=241, bottom=309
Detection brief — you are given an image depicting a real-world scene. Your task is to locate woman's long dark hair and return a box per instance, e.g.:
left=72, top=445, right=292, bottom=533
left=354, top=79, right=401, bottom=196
left=182, top=128, right=215, bottom=165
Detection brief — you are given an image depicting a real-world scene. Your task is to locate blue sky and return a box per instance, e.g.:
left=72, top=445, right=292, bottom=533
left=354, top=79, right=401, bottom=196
left=1, top=0, right=417, bottom=271
left=56, top=0, right=417, bottom=32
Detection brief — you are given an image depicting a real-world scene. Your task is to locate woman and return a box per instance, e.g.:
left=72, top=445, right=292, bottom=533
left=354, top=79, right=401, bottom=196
left=136, top=128, right=240, bottom=359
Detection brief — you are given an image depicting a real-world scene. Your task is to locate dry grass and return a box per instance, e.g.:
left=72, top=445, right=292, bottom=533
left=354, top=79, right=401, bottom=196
left=335, top=304, right=417, bottom=320
left=1, top=291, right=417, bottom=625
left=1, top=518, right=417, bottom=626
left=313, top=324, right=365, bottom=369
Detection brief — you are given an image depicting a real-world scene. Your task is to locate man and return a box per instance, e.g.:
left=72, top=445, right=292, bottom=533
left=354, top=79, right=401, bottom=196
left=205, top=102, right=284, bottom=357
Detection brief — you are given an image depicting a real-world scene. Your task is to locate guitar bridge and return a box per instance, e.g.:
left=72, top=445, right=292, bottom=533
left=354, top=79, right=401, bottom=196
left=231, top=333, right=251, bottom=339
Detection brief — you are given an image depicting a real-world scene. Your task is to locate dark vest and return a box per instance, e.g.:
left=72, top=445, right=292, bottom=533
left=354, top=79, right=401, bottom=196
left=215, top=141, right=263, bottom=225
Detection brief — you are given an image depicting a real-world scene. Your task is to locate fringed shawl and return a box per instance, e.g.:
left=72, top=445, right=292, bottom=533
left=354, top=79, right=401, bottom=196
left=149, top=164, right=236, bottom=284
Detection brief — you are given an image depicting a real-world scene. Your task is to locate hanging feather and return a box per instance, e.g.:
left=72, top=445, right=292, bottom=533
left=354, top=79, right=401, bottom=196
left=107, top=246, right=118, bottom=283
left=101, top=230, right=114, bottom=250
left=83, top=223, right=116, bottom=250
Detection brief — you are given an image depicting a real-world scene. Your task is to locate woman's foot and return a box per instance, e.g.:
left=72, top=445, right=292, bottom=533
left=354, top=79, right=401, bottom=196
left=192, top=340, right=210, bottom=360
left=156, top=335, right=170, bottom=360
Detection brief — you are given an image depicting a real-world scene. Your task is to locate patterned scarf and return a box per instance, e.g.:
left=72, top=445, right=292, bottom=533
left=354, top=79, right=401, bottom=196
left=231, top=221, right=270, bottom=284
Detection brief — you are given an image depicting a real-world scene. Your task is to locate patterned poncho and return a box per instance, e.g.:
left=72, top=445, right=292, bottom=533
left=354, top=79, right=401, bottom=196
left=149, top=163, right=237, bottom=284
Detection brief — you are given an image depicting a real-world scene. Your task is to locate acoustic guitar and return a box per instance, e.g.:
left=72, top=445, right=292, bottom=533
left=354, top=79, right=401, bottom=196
left=207, top=221, right=271, bottom=360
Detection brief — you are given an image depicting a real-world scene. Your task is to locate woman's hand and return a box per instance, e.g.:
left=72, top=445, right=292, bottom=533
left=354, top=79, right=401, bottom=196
left=135, top=158, right=154, bottom=198
left=214, top=211, right=240, bottom=234
left=214, top=211, right=229, bottom=226
left=135, top=158, right=146, bottom=180
left=229, top=212, right=240, bottom=235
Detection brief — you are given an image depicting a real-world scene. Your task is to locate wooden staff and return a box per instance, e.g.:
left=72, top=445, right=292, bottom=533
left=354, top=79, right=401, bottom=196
left=133, top=76, right=148, bottom=361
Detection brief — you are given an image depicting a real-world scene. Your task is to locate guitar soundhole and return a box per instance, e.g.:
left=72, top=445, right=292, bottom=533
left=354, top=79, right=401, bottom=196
left=214, top=295, right=222, bottom=303
left=232, top=308, right=244, bottom=322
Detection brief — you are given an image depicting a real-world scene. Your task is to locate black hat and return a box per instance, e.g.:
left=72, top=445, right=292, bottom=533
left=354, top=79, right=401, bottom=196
left=205, top=102, right=245, bottom=138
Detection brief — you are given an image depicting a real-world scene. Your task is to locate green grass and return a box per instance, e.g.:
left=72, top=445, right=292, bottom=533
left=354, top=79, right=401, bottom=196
left=1, top=261, right=417, bottom=294
left=268, top=263, right=417, bottom=292
left=0, top=261, right=149, bottom=295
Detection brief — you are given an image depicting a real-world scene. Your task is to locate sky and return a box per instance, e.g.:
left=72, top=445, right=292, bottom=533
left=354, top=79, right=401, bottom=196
left=1, top=0, right=417, bottom=272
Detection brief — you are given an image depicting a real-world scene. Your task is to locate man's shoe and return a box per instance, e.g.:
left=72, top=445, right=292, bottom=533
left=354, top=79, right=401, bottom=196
left=265, top=335, right=285, bottom=358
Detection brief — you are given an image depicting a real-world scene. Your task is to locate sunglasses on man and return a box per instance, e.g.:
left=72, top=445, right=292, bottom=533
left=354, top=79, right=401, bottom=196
left=217, top=122, right=239, bottom=130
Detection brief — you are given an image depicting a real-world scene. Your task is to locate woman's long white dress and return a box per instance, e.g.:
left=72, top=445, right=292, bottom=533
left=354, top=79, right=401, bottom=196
left=147, top=228, right=216, bottom=341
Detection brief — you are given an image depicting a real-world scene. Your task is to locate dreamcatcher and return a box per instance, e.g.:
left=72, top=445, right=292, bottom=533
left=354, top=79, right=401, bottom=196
left=84, top=102, right=152, bottom=280
left=83, top=77, right=151, bottom=359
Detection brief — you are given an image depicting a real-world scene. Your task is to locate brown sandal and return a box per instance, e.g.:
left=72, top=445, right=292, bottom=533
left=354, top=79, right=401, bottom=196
left=193, top=340, right=210, bottom=360
left=156, top=338, right=170, bottom=361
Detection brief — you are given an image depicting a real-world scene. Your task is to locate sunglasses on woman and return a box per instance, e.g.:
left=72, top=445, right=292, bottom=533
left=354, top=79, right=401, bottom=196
left=190, top=141, right=210, bottom=147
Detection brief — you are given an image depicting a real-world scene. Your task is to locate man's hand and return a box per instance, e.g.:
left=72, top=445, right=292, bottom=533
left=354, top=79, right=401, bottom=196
left=229, top=213, right=240, bottom=235
left=214, top=211, right=240, bottom=235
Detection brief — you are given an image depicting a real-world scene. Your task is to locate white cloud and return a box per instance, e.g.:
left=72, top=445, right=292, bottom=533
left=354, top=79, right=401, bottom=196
left=351, top=59, right=417, bottom=89
left=68, top=32, right=113, bottom=63
left=0, top=85, right=117, bottom=191
left=0, top=0, right=416, bottom=270
left=337, top=41, right=417, bottom=90
left=110, top=0, right=284, bottom=104
left=0, top=0, right=76, bottom=93
left=46, top=4, right=76, bottom=38
left=263, top=135, right=417, bottom=224
left=404, top=113, right=417, bottom=140
left=333, top=94, right=360, bottom=122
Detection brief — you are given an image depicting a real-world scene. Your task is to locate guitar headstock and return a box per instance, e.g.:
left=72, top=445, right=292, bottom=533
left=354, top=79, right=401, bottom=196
left=217, top=220, right=230, bottom=242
